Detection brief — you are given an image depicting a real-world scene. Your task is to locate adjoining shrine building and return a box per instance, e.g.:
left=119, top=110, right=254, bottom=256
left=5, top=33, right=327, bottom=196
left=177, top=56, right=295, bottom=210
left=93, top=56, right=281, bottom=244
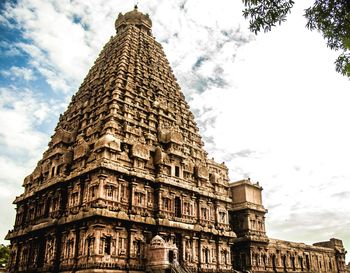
left=5, top=6, right=348, bottom=273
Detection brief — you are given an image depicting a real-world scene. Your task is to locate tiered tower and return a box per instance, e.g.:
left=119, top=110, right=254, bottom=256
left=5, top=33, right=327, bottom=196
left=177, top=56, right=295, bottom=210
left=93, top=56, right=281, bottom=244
left=6, top=7, right=235, bottom=273
left=6, top=6, right=348, bottom=273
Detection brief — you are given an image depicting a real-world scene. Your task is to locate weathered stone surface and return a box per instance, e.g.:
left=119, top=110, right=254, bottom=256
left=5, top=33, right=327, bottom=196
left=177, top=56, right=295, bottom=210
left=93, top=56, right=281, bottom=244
left=6, top=6, right=347, bottom=273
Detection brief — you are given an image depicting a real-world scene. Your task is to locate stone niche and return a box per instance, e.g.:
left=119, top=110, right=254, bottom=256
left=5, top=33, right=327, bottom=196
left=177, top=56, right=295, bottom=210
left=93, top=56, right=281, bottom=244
left=131, top=143, right=149, bottom=160
left=194, top=164, right=209, bottom=180
left=51, top=128, right=74, bottom=146
left=94, top=134, right=121, bottom=152
left=154, top=147, right=170, bottom=165
left=73, top=137, right=89, bottom=160
left=158, top=129, right=183, bottom=145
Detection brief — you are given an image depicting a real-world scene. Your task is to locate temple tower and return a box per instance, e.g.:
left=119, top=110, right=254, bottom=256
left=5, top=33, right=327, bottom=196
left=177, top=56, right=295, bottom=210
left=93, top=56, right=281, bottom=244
left=228, top=179, right=268, bottom=272
left=5, top=6, right=348, bottom=273
left=6, top=7, right=235, bottom=273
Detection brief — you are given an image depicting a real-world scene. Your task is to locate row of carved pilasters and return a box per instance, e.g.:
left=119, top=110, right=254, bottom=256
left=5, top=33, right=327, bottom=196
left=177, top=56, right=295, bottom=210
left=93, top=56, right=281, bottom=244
left=155, top=226, right=233, bottom=273
left=7, top=229, right=58, bottom=273
left=231, top=240, right=345, bottom=273
left=154, top=184, right=230, bottom=231
left=14, top=188, right=63, bottom=230
left=9, top=218, right=156, bottom=273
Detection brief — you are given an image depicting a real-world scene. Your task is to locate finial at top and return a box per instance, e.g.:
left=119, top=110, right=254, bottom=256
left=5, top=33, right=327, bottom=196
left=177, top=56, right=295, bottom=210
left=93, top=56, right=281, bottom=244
left=134, top=4, right=138, bottom=10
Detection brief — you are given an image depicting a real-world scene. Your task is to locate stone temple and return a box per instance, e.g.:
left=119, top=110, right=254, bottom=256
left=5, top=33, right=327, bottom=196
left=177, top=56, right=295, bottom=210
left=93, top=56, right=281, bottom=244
left=6, top=6, right=348, bottom=273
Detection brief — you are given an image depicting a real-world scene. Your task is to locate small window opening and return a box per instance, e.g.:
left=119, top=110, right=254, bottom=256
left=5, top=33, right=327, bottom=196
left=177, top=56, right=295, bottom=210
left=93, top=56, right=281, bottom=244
left=175, top=166, right=180, bottom=177
left=105, top=236, right=111, bottom=255
left=205, top=248, right=209, bottom=264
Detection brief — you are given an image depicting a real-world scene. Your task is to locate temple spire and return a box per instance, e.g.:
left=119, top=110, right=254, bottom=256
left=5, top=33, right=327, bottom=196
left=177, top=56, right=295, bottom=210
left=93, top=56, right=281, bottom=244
left=115, top=5, right=152, bottom=33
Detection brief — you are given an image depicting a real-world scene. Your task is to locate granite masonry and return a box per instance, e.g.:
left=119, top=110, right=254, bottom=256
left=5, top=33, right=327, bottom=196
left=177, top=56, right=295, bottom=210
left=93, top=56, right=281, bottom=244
left=6, top=7, right=348, bottom=273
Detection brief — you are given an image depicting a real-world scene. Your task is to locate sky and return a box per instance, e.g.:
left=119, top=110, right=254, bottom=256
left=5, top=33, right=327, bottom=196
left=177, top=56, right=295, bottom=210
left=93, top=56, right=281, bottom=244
left=0, top=0, right=349, bottom=263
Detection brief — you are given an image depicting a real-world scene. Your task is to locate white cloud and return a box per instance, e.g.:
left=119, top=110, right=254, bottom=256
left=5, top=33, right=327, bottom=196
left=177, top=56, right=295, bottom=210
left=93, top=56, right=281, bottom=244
left=0, top=86, right=64, bottom=244
left=0, top=41, right=22, bottom=57
left=1, top=66, right=36, bottom=81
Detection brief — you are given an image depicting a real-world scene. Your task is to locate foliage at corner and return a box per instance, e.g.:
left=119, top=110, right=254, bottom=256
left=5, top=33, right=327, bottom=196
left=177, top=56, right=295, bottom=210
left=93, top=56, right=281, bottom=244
left=0, top=244, right=10, bottom=268
left=242, top=0, right=350, bottom=78
left=242, top=0, right=295, bottom=33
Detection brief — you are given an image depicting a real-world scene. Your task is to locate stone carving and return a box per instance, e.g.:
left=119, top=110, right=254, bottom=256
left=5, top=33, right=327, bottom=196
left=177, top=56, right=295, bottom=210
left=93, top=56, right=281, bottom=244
left=131, top=143, right=149, bottom=160
left=6, top=6, right=347, bottom=273
left=95, top=134, right=121, bottom=152
left=73, top=136, right=89, bottom=160
left=52, top=128, right=73, bottom=145
left=194, top=164, right=209, bottom=180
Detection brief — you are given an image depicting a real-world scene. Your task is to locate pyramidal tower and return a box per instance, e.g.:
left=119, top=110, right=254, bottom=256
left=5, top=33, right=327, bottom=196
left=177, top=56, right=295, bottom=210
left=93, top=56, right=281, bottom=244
left=6, top=6, right=237, bottom=273
left=6, top=7, right=348, bottom=273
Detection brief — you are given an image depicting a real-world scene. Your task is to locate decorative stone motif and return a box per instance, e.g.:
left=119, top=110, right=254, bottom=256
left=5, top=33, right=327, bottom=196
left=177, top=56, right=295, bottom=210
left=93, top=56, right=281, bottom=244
left=6, top=6, right=348, bottom=273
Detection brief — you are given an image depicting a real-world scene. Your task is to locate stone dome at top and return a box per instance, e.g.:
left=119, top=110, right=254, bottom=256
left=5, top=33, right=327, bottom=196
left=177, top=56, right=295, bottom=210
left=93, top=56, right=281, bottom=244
left=115, top=5, right=152, bottom=32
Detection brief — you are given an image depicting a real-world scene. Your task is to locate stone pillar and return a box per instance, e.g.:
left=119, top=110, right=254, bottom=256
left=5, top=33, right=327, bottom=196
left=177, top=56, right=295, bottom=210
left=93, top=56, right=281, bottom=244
left=118, top=182, right=122, bottom=202
left=94, top=228, right=101, bottom=255
left=214, top=201, right=219, bottom=226
left=79, top=227, right=87, bottom=257
left=192, top=237, right=197, bottom=263
left=82, top=175, right=90, bottom=204
left=98, top=174, right=107, bottom=199
left=198, top=235, right=203, bottom=268
left=155, top=187, right=163, bottom=213
left=183, top=236, right=187, bottom=262
left=115, top=228, right=121, bottom=256
left=197, top=198, right=202, bottom=223
left=145, top=185, right=150, bottom=207
left=130, top=180, right=137, bottom=212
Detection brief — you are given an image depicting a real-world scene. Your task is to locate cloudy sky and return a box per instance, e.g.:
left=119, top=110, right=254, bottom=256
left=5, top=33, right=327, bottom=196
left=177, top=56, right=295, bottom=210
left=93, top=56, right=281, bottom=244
left=0, top=0, right=349, bottom=261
